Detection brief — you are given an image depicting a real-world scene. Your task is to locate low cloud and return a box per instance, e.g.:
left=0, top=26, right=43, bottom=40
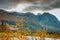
left=0, top=0, right=20, bottom=9
left=0, top=0, right=60, bottom=11
left=23, top=0, right=60, bottom=11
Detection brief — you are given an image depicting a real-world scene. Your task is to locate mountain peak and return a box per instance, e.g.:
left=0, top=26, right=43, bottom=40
left=0, top=9, right=6, bottom=12
left=42, top=12, right=51, bottom=15
left=41, top=12, right=59, bottom=24
left=0, top=9, right=8, bottom=14
left=25, top=12, right=34, bottom=15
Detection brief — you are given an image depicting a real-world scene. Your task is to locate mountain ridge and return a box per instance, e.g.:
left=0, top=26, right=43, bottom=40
left=0, top=9, right=60, bottom=34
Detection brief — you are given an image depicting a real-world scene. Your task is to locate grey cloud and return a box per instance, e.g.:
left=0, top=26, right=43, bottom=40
left=23, top=0, right=60, bottom=11
left=0, top=0, right=60, bottom=11
left=23, top=3, right=52, bottom=11
left=0, top=0, right=34, bottom=9
left=51, top=0, right=60, bottom=8
left=0, top=0, right=20, bottom=9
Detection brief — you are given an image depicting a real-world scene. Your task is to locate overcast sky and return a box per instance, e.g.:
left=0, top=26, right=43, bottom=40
left=0, top=0, right=60, bottom=21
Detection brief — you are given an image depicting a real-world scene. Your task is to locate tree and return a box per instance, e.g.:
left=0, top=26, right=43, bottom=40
left=15, top=18, right=24, bottom=38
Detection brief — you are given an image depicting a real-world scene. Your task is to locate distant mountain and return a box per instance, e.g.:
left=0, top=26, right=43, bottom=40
left=38, top=13, right=60, bottom=33
left=0, top=9, right=60, bottom=33
left=0, top=9, right=19, bottom=22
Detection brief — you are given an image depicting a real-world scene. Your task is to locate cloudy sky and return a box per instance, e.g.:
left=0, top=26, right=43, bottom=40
left=0, top=0, right=60, bottom=21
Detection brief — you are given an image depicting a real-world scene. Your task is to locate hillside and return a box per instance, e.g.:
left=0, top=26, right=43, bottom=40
left=0, top=9, right=60, bottom=34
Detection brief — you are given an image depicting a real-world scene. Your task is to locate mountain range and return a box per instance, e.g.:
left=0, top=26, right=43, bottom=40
left=0, top=9, right=60, bottom=34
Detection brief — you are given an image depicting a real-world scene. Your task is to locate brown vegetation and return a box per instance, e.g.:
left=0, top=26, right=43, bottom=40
left=0, top=18, right=60, bottom=40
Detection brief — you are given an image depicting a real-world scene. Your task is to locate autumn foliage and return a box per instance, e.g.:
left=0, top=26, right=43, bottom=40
left=0, top=18, right=60, bottom=40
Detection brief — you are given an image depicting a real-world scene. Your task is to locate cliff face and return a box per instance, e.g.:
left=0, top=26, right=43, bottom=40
left=0, top=9, right=60, bottom=33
